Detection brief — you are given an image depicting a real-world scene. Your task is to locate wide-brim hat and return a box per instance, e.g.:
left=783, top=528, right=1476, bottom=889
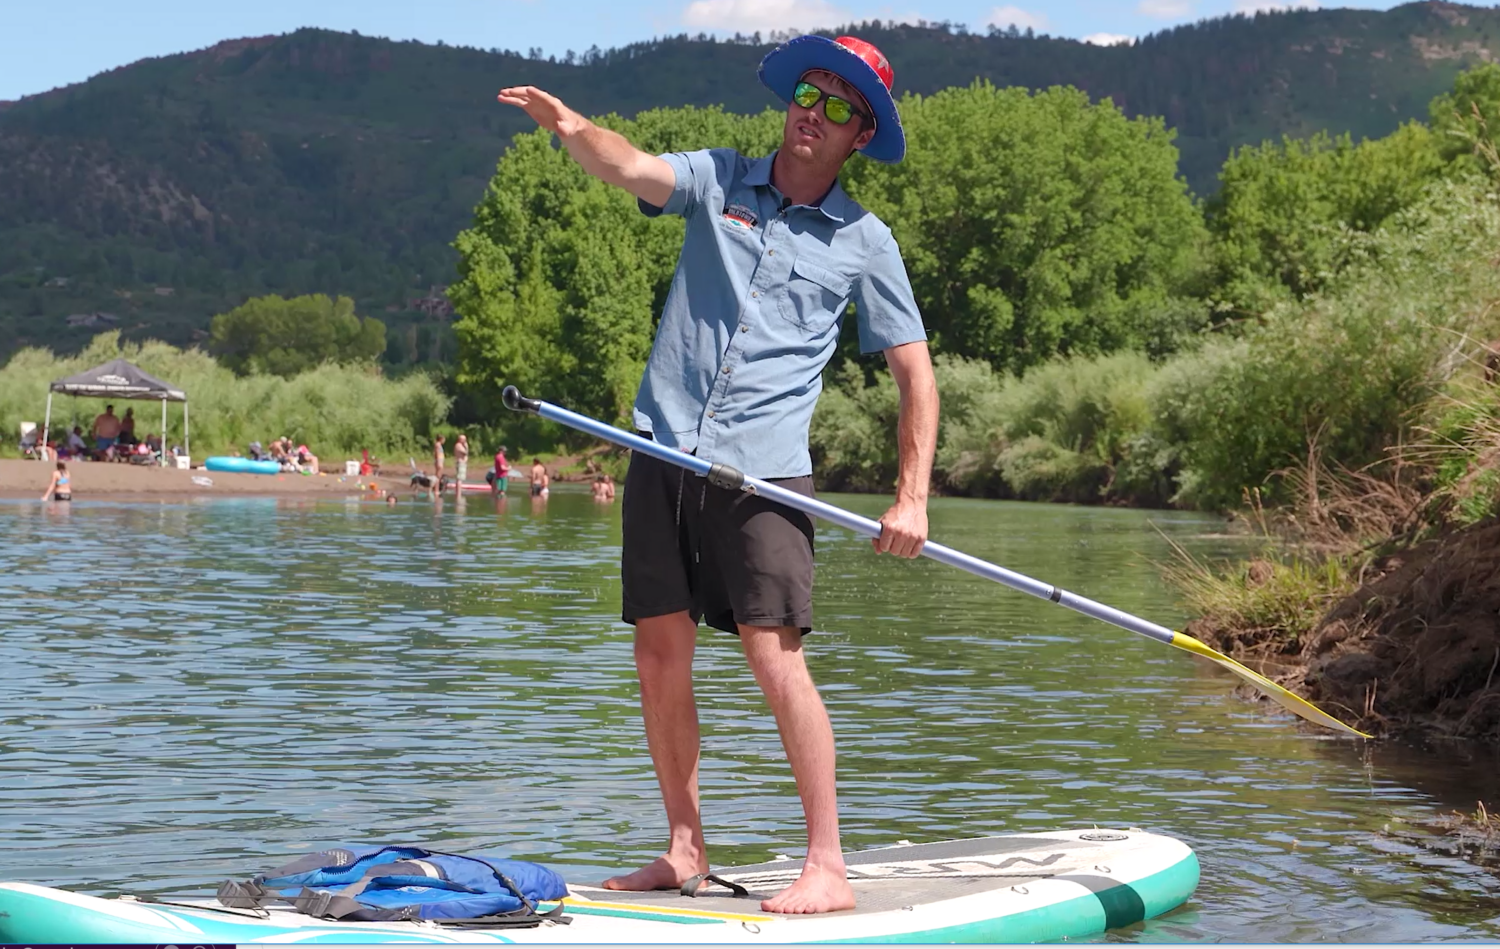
left=757, top=34, right=905, bottom=164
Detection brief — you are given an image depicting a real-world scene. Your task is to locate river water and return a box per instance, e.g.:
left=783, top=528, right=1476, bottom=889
left=3, top=491, right=1498, bottom=941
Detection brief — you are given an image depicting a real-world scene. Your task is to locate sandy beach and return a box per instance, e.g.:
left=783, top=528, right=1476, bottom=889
left=0, top=458, right=410, bottom=500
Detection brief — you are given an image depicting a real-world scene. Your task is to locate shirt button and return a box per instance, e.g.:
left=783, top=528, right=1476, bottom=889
left=706, top=410, right=715, bottom=418
left=768, top=250, right=775, bottom=256
left=740, top=324, right=749, bottom=333
left=722, top=366, right=731, bottom=374
left=751, top=290, right=759, bottom=298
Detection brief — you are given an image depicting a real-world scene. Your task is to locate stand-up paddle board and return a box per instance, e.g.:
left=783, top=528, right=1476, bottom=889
left=0, top=829, right=1196, bottom=944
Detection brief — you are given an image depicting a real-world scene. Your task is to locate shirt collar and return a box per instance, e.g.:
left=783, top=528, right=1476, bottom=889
left=747, top=151, right=847, bottom=224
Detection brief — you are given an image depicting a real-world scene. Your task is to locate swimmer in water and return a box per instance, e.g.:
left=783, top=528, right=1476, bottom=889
left=530, top=458, right=549, bottom=498
left=42, top=461, right=71, bottom=502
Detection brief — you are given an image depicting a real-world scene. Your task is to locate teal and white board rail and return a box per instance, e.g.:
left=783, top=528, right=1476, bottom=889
left=501, top=385, right=1368, bottom=738
left=0, top=829, right=1200, bottom=944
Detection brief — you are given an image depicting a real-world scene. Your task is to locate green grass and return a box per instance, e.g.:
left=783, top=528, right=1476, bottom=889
left=1163, top=547, right=1354, bottom=647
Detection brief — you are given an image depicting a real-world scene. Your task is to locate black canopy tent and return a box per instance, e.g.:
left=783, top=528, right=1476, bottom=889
left=43, top=358, right=190, bottom=464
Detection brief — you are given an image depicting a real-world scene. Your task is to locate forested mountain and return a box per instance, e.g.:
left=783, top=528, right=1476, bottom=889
left=3, top=0, right=1498, bottom=359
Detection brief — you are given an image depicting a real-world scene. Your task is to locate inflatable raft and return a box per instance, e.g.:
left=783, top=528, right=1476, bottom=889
left=0, top=829, right=1197, bottom=944
left=204, top=456, right=282, bottom=475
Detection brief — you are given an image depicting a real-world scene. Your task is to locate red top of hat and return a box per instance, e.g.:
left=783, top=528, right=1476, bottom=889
left=832, top=35, right=893, bottom=92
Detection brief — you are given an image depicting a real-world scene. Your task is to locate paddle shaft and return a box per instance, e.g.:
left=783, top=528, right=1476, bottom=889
left=504, top=387, right=1176, bottom=647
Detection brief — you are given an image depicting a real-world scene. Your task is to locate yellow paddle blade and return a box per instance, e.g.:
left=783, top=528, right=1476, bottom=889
left=1169, top=631, right=1371, bottom=738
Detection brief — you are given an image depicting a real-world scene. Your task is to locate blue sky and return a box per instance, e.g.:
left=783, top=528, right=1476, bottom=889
left=1, top=0, right=1410, bottom=101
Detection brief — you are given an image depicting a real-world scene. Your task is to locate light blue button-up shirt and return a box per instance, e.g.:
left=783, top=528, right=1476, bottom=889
left=635, top=148, right=927, bottom=479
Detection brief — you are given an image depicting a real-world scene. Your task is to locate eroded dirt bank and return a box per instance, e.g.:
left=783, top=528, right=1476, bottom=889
left=1189, top=519, right=1500, bottom=742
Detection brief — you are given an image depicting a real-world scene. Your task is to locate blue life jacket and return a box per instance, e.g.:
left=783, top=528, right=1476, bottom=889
left=217, top=845, right=569, bottom=924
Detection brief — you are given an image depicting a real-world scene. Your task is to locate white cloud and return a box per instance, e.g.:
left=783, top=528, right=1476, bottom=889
left=1082, top=32, right=1134, bottom=46
left=681, top=0, right=856, bottom=33
left=983, top=5, right=1048, bottom=31
left=1233, top=0, right=1318, bottom=11
left=1137, top=0, right=1193, bottom=17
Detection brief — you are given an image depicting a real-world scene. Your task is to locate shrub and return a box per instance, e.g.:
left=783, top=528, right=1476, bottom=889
left=0, top=332, right=449, bottom=461
left=1161, top=178, right=1500, bottom=509
left=814, top=351, right=1170, bottom=503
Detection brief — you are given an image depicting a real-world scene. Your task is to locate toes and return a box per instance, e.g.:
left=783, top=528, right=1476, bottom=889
left=761, top=896, right=811, bottom=914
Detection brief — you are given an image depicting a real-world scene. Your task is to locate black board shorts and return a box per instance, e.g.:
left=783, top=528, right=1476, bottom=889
left=621, top=444, right=815, bottom=635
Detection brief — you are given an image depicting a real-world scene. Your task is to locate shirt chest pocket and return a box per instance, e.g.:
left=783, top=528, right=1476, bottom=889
left=776, top=256, right=853, bottom=335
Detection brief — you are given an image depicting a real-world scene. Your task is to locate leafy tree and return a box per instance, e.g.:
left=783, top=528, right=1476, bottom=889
left=451, top=106, right=780, bottom=426
left=210, top=293, right=386, bottom=377
left=455, top=90, right=1205, bottom=423
left=841, top=82, right=1207, bottom=374
left=1430, top=63, right=1500, bottom=172
left=1206, top=123, right=1445, bottom=312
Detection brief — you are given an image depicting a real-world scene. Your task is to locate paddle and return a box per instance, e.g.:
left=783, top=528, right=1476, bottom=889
left=502, top=386, right=1369, bottom=739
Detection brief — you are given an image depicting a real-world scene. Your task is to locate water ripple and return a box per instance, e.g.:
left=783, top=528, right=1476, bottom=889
left=0, top=494, right=1496, bottom=939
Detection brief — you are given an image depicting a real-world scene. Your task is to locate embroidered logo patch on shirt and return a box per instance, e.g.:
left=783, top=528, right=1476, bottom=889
left=722, top=203, right=759, bottom=230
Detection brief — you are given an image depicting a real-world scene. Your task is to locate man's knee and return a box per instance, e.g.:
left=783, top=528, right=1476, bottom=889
left=739, top=625, right=809, bottom=686
left=634, top=612, right=697, bottom=673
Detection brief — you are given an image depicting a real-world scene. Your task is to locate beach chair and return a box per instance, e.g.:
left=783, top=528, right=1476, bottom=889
left=18, top=422, right=39, bottom=459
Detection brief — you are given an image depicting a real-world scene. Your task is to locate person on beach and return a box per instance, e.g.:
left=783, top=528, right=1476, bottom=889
left=29, top=425, right=54, bottom=462
left=91, top=405, right=121, bottom=455
left=500, top=34, right=937, bottom=915
left=119, top=407, right=137, bottom=446
left=529, top=458, right=549, bottom=499
left=433, top=434, right=446, bottom=485
left=42, top=461, right=72, bottom=502
left=65, top=426, right=87, bottom=459
left=454, top=434, right=470, bottom=488
left=296, top=444, right=319, bottom=474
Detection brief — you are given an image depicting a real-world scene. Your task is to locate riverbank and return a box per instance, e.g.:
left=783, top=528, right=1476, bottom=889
left=0, top=458, right=409, bottom=499
left=1183, top=517, right=1500, bottom=742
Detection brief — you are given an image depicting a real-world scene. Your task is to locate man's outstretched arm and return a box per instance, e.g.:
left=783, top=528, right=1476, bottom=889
left=498, top=85, right=675, bottom=207
left=874, top=340, right=938, bottom=559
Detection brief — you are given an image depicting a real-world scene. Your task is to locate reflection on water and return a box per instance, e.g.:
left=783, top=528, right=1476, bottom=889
left=1, top=492, right=1497, bottom=941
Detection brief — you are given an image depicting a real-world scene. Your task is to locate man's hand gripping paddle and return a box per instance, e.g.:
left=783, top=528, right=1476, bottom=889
left=503, top=386, right=1370, bottom=738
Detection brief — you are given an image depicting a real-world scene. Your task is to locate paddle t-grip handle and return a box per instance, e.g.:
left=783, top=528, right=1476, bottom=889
left=502, top=385, right=541, bottom=414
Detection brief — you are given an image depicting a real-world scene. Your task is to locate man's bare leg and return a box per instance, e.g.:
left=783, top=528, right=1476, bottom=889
left=739, top=625, right=855, bottom=914
left=603, top=611, right=711, bottom=890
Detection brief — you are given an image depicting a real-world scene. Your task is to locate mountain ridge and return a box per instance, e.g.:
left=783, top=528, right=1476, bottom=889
left=2, top=1, right=1497, bottom=359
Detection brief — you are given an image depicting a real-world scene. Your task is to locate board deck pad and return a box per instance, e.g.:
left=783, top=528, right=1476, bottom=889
left=0, top=829, right=1200, bottom=944
left=569, top=833, right=1139, bottom=918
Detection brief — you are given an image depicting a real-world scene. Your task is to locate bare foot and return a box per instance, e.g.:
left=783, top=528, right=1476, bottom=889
left=761, top=863, right=855, bottom=914
left=602, top=853, right=707, bottom=891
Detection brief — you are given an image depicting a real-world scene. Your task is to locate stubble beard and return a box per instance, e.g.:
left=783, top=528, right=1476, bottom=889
left=782, top=122, right=851, bottom=176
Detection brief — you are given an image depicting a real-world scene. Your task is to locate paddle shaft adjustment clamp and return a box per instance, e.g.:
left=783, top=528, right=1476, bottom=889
left=705, top=462, right=745, bottom=491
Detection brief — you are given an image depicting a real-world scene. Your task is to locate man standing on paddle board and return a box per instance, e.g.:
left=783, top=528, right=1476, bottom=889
left=500, top=35, right=937, bottom=915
